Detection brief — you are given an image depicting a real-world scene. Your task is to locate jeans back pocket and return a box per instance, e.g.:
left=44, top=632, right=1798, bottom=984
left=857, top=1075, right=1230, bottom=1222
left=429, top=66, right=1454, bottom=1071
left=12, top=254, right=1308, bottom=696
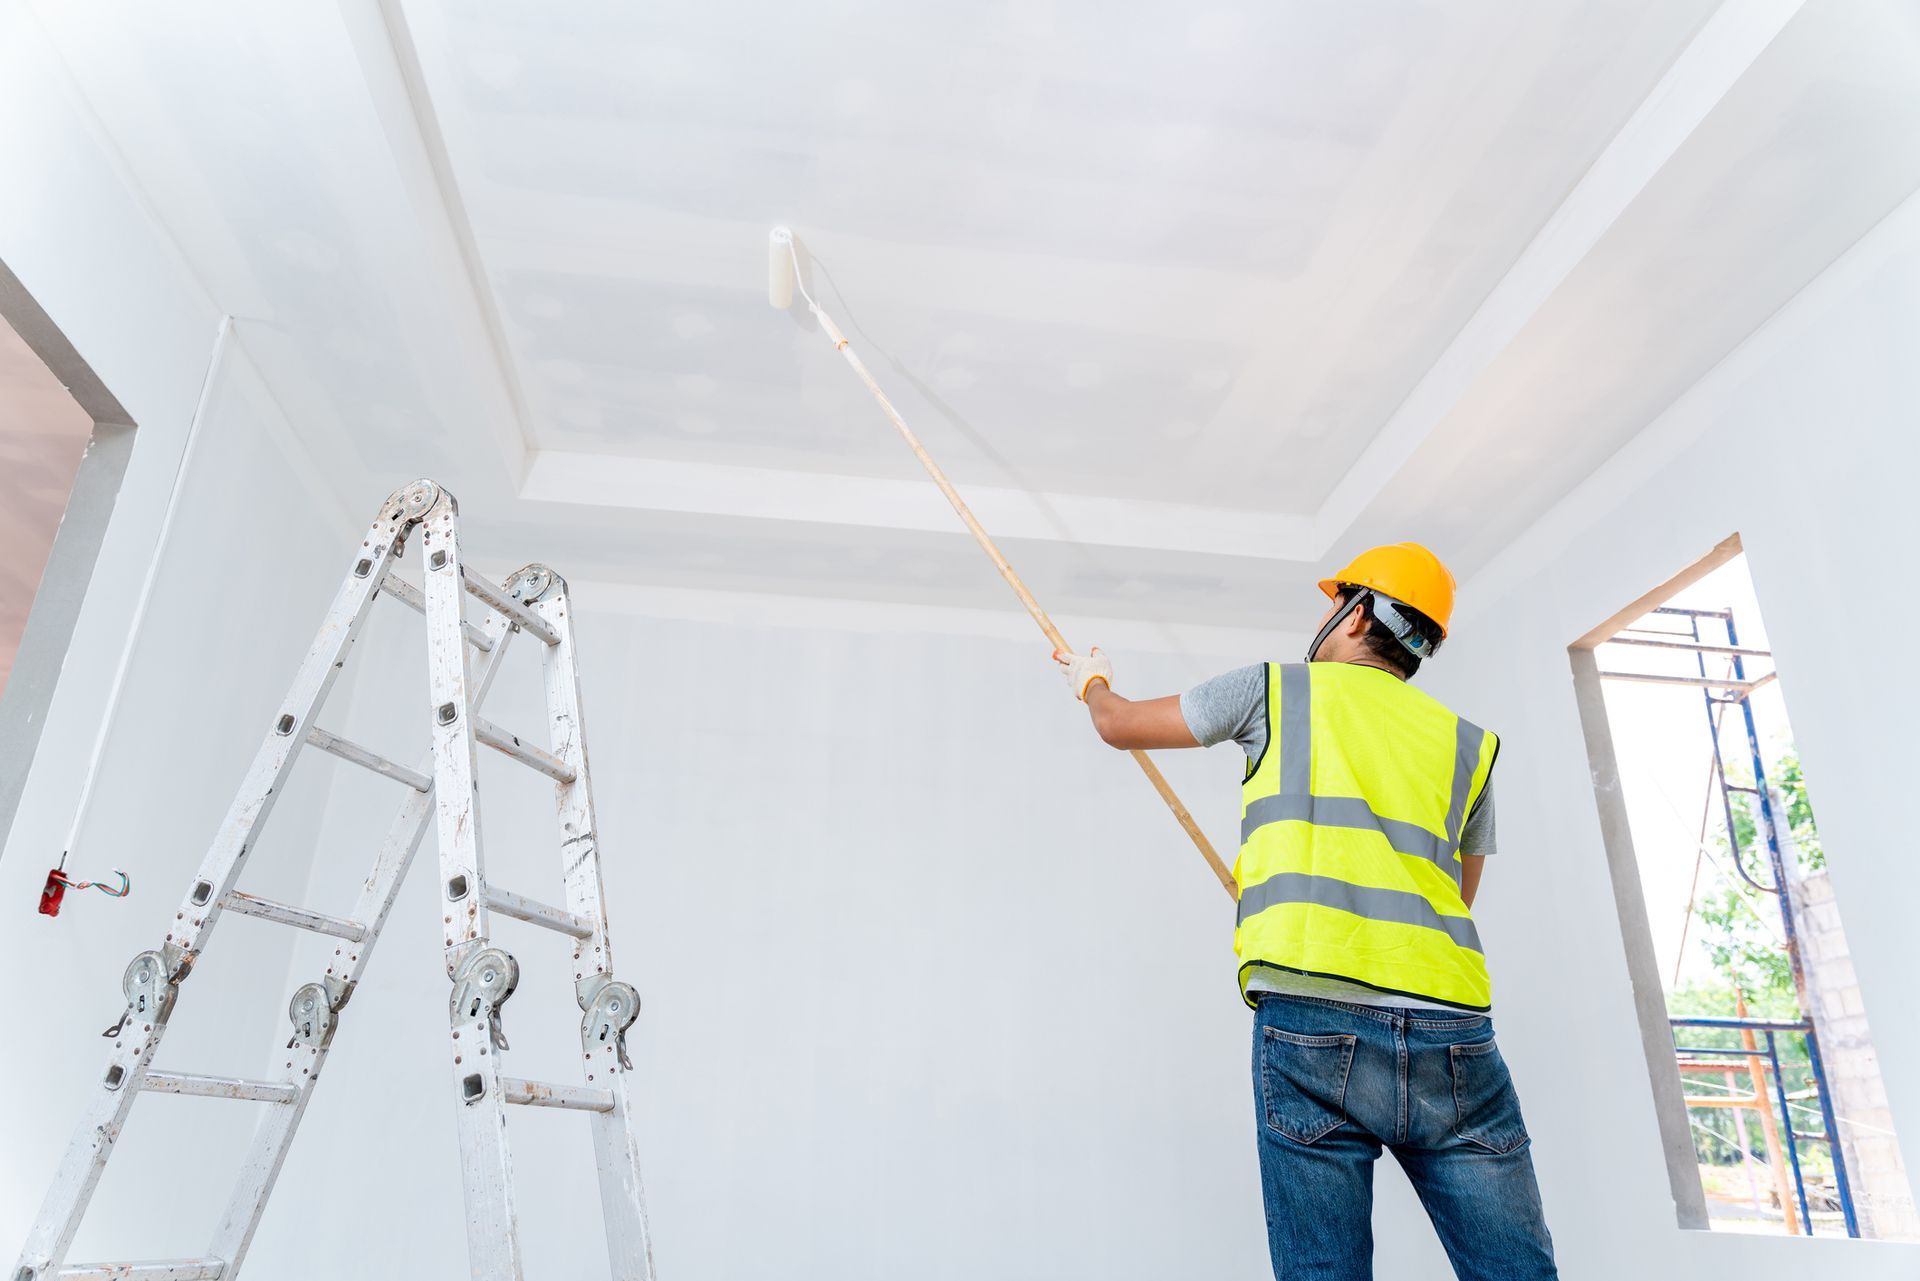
left=1449, top=1038, right=1530, bottom=1154
left=1260, top=1026, right=1356, bottom=1145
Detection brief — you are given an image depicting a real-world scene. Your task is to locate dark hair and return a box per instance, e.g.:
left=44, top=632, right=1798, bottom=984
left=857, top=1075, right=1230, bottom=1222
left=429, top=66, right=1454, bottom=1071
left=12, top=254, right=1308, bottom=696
left=1336, top=586, right=1444, bottom=677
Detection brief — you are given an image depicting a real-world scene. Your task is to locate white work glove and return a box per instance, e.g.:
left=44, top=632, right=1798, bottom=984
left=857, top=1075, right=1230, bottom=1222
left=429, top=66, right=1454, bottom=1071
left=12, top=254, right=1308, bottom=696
left=1053, top=646, right=1113, bottom=701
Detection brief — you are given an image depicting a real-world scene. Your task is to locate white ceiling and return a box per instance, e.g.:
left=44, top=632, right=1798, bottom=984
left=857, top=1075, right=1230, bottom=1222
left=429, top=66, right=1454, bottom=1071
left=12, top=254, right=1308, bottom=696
left=416, top=0, right=1715, bottom=509
left=19, top=0, right=1920, bottom=632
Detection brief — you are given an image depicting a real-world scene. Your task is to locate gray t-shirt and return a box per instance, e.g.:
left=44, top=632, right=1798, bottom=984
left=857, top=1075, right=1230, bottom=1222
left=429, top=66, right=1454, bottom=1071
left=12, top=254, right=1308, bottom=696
left=1183, top=663, right=1494, bottom=1012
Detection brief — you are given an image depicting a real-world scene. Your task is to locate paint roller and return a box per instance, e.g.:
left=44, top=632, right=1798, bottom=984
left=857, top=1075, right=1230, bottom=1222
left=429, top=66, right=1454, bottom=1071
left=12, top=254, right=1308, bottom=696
left=768, top=227, right=1235, bottom=898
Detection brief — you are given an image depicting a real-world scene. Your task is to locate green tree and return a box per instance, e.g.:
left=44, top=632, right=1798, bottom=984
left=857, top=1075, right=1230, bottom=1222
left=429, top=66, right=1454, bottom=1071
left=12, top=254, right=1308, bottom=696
left=1671, top=750, right=1830, bottom=1180
left=1688, top=751, right=1822, bottom=1003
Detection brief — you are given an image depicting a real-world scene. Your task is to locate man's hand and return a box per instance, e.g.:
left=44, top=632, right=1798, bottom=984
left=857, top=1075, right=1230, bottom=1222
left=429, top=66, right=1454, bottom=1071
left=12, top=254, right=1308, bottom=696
left=1053, top=647, right=1113, bottom=701
left=1054, top=647, right=1199, bottom=750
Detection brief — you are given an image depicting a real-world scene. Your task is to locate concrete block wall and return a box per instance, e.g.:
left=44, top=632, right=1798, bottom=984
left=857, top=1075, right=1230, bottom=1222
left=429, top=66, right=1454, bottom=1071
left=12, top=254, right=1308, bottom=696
left=1790, top=870, right=1920, bottom=1239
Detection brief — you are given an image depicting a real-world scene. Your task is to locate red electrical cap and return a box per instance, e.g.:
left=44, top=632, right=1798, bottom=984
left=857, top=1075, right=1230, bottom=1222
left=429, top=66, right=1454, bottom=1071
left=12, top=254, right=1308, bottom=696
left=39, top=870, right=66, bottom=917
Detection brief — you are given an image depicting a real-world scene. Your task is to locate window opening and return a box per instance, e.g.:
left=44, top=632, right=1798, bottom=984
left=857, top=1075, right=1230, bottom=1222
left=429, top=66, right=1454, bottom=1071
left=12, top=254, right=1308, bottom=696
left=1577, top=544, right=1914, bottom=1239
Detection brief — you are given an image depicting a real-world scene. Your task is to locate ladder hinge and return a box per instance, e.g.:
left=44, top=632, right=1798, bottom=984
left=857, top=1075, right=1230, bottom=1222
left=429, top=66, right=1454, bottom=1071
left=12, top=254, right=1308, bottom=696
left=102, top=944, right=191, bottom=1038
left=384, top=478, right=445, bottom=526
left=449, top=944, right=519, bottom=1051
left=286, top=980, right=340, bottom=1049
left=578, top=974, right=641, bottom=1071
left=503, top=563, right=557, bottom=604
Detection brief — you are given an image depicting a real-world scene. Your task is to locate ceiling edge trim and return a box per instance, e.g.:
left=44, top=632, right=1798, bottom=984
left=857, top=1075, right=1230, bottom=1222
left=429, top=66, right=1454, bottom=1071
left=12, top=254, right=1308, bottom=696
left=1306, top=0, right=1806, bottom=559
left=520, top=447, right=1316, bottom=562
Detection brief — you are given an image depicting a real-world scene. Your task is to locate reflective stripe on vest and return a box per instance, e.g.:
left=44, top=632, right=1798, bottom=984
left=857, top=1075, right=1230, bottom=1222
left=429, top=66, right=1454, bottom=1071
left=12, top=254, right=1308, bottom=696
left=1233, top=662, right=1498, bottom=1011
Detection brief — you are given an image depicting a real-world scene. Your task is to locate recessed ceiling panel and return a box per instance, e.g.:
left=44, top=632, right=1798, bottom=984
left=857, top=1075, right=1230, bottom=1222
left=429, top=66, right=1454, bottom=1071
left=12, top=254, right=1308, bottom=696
left=406, top=0, right=1719, bottom=509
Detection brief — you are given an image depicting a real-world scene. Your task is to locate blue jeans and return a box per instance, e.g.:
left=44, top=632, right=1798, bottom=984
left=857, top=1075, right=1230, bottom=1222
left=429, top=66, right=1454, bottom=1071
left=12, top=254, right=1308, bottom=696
left=1253, top=994, right=1558, bottom=1280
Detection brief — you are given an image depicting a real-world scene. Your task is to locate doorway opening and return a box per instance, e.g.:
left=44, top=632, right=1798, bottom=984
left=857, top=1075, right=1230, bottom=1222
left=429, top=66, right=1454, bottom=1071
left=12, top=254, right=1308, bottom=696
left=1571, top=536, right=1915, bottom=1240
left=0, top=261, right=136, bottom=850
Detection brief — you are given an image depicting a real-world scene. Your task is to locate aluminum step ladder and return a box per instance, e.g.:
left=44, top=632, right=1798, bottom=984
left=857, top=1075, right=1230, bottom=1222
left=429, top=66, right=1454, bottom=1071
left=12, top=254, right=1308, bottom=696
left=13, top=480, right=656, bottom=1281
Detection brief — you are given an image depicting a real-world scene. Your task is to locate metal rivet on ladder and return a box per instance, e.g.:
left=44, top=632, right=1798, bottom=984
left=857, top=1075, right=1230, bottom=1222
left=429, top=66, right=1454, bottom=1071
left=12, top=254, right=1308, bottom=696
left=447, top=875, right=469, bottom=901
left=430, top=550, right=449, bottom=571
left=437, top=702, right=458, bottom=726
left=191, top=881, right=213, bottom=907
left=276, top=714, right=296, bottom=735
left=353, top=557, right=373, bottom=578
left=104, top=1064, right=125, bottom=1090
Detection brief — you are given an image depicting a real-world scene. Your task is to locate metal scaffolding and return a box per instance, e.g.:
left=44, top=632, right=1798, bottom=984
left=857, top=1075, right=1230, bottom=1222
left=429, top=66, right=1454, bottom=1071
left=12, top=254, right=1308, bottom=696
left=1603, top=605, right=1858, bottom=1237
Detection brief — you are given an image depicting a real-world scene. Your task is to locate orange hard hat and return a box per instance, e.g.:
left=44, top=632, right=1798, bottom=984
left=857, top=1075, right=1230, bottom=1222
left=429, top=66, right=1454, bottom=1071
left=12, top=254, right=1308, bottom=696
left=1317, top=543, right=1457, bottom=636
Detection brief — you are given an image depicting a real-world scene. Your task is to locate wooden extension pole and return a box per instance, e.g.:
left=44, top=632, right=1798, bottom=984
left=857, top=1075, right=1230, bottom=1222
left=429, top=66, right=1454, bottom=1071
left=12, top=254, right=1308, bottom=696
left=808, top=305, right=1237, bottom=898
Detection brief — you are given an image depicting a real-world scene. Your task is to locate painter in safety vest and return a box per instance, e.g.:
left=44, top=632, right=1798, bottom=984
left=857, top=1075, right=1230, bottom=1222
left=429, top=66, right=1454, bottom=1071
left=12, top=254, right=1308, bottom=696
left=1055, top=543, right=1558, bottom=1281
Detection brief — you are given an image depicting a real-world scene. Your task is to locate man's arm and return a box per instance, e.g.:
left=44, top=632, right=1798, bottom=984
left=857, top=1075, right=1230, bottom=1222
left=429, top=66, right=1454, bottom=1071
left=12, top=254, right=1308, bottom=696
left=1458, top=786, right=1495, bottom=908
left=1054, top=647, right=1202, bottom=750
left=1085, top=684, right=1200, bottom=750
left=1460, top=854, right=1485, bottom=909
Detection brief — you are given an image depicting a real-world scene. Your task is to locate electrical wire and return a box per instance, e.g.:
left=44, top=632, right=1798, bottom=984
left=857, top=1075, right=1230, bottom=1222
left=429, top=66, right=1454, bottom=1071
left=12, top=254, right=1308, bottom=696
left=48, top=868, right=130, bottom=898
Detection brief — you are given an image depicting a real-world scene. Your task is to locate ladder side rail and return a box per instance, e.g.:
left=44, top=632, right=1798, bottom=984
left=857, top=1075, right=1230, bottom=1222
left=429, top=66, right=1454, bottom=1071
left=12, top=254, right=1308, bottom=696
left=532, top=575, right=658, bottom=1280
left=12, top=502, right=413, bottom=1281
left=421, top=497, right=525, bottom=1281
left=534, top=581, right=615, bottom=991
left=14, top=996, right=175, bottom=1281
left=204, top=614, right=518, bottom=1276
left=165, top=507, right=411, bottom=962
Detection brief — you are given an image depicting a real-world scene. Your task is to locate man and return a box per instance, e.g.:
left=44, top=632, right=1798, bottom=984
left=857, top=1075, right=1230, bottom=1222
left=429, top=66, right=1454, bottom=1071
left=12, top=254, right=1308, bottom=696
left=1054, top=543, right=1557, bottom=1281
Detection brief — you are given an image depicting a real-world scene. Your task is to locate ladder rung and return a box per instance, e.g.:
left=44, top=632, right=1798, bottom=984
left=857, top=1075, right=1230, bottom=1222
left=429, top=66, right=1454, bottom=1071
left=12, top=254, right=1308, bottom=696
left=482, top=884, right=594, bottom=939
left=306, top=726, right=431, bottom=792
left=218, top=890, right=366, bottom=942
left=474, top=717, right=577, bottom=783
left=500, top=1077, right=614, bottom=1112
left=463, top=570, right=560, bottom=646
left=141, top=1071, right=299, bottom=1105
left=378, top=575, right=495, bottom=651
left=57, top=1264, right=225, bottom=1280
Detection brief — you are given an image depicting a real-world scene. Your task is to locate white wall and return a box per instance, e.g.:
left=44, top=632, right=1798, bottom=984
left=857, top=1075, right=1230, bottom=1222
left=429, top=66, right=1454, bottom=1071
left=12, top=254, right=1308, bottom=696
left=1420, top=187, right=1920, bottom=1276
left=245, top=585, right=1306, bottom=1280
left=0, top=1, right=357, bottom=1265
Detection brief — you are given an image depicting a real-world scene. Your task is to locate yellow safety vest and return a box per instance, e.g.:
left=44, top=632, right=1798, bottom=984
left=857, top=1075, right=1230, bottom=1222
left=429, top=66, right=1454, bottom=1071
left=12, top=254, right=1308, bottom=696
left=1234, top=662, right=1499, bottom=1011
